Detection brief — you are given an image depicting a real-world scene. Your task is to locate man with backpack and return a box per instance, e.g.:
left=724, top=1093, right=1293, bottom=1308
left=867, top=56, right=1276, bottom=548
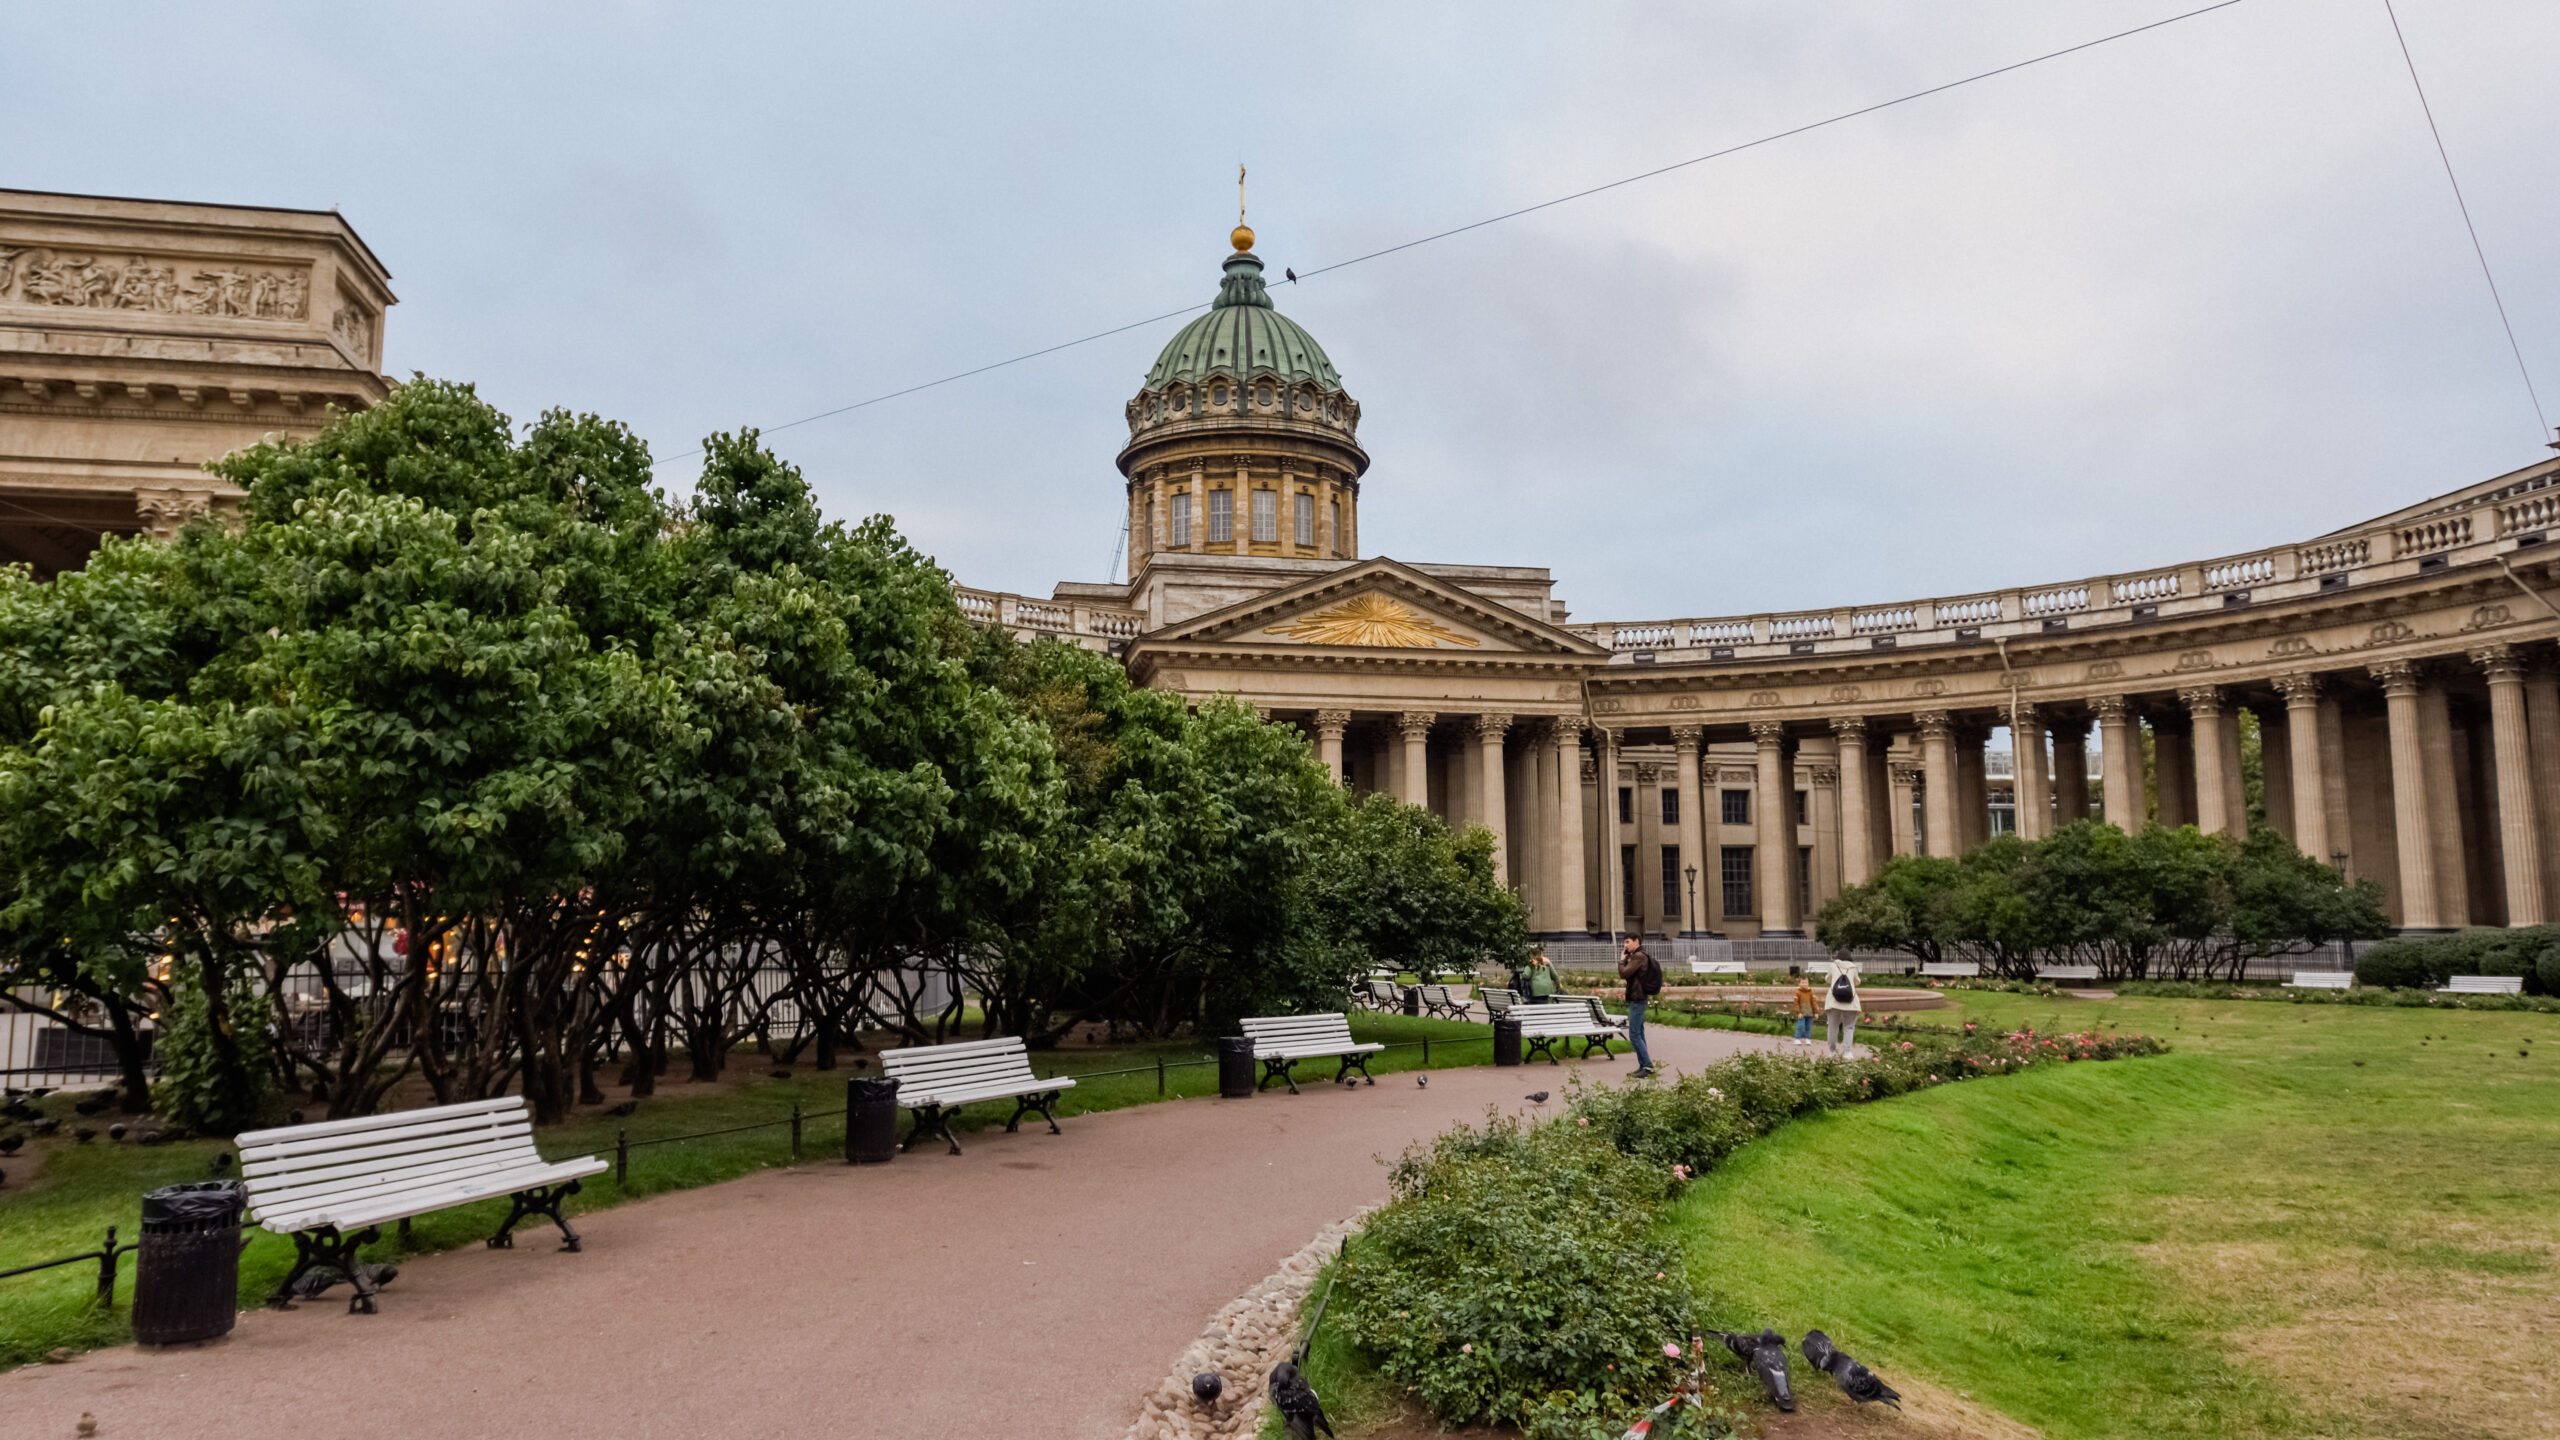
left=1616, top=934, right=1663, bottom=1077
left=1823, top=961, right=1863, bottom=1057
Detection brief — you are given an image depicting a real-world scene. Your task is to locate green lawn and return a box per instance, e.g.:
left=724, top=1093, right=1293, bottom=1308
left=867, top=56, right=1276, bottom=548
left=0, top=1010, right=1491, bottom=1370
left=1671, top=992, right=2556, bottom=1439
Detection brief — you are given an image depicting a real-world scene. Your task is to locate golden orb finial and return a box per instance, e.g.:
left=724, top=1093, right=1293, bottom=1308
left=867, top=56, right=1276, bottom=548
left=1231, top=224, right=1255, bottom=253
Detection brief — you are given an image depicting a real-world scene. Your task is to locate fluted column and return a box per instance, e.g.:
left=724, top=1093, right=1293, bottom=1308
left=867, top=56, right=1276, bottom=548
left=2152, top=715, right=2194, bottom=829
left=1832, top=717, right=1878, bottom=885
left=1955, top=724, right=1989, bottom=851
left=1633, top=761, right=1662, bottom=931
left=1528, top=720, right=1557, bottom=928
left=2181, top=687, right=2239, bottom=836
left=1753, top=722, right=1802, bottom=935
left=1593, top=726, right=1624, bottom=937
left=1888, top=760, right=1920, bottom=856
left=2050, top=714, right=2091, bottom=828
left=2372, top=661, right=2443, bottom=930
left=1396, top=712, right=1433, bottom=809
left=1475, top=714, right=1511, bottom=881
left=2274, top=675, right=2331, bottom=863
left=2095, top=697, right=2143, bottom=831
left=1917, top=711, right=1957, bottom=857
left=2011, top=704, right=2050, bottom=840
left=2474, top=646, right=2545, bottom=926
left=1313, top=710, right=1349, bottom=785
left=1671, top=726, right=1708, bottom=936
left=2526, top=665, right=2560, bottom=912
left=1553, top=719, right=1588, bottom=935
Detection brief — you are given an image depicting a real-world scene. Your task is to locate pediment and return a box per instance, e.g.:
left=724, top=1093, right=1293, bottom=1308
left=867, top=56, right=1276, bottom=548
left=1140, top=558, right=1608, bottom=658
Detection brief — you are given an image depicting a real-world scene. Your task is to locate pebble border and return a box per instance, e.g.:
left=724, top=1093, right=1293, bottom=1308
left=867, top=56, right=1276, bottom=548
left=1122, top=1211, right=1370, bottom=1440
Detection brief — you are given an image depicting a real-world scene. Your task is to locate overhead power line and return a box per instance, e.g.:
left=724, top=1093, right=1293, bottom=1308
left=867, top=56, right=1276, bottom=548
left=651, top=0, right=2253, bottom=470
left=2379, top=0, right=2547, bottom=439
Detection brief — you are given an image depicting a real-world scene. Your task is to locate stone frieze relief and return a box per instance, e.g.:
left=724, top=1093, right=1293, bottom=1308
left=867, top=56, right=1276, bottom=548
left=0, top=245, right=310, bottom=320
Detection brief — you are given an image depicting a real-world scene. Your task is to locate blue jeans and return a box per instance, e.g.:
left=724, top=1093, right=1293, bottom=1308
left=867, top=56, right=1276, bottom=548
left=1794, top=1015, right=1812, bottom=1041
left=1627, top=1000, right=1653, bottom=1071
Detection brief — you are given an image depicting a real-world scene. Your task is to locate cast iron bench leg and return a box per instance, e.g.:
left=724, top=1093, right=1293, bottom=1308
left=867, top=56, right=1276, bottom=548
left=1005, top=1090, right=1065, bottom=1135
left=490, top=1180, right=585, bottom=1252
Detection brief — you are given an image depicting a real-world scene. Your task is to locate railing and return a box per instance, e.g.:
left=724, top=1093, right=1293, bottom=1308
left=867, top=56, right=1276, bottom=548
left=949, top=586, right=1145, bottom=648
left=1566, top=456, right=2560, bottom=666
left=0, top=1228, right=134, bottom=1310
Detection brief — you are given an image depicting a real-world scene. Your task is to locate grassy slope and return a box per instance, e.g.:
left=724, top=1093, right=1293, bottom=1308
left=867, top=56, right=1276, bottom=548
left=1672, top=993, right=2557, bottom=1439
left=0, top=1011, right=1489, bottom=1369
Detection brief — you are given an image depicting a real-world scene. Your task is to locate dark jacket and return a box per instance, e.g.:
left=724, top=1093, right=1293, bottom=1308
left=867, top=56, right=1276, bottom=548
left=1617, top=946, right=1659, bottom=1004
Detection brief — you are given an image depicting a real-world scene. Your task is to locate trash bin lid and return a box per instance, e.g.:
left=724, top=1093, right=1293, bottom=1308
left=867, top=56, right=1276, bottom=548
left=847, top=1077, right=902, bottom=1101
left=142, top=1180, right=246, bottom=1227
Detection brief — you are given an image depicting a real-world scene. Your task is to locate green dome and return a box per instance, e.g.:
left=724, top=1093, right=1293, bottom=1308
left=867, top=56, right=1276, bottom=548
left=1143, top=252, right=1343, bottom=393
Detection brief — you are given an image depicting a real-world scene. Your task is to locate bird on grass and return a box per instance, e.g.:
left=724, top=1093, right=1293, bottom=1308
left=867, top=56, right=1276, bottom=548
left=1268, top=1361, right=1334, bottom=1439
left=1524, top=1091, right=1550, bottom=1105
left=27, top=1117, right=59, bottom=1137
left=1801, top=1330, right=1900, bottom=1409
left=73, top=1127, right=97, bottom=1144
left=0, top=1134, right=20, bottom=1155
left=1718, top=1330, right=1795, bottom=1412
left=108, top=1124, right=126, bottom=1142
left=606, top=1100, right=640, bottom=1118
left=208, top=1152, right=234, bottom=1175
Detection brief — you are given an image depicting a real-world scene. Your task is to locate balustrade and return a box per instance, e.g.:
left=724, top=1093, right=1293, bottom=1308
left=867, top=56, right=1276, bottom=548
left=2022, top=585, right=2088, bottom=617
left=2203, top=556, right=2274, bottom=590
left=2297, top=537, right=2367, bottom=575
left=1933, top=596, right=1998, bottom=627
left=2398, top=515, right=2472, bottom=555
left=1852, top=605, right=1918, bottom=634
left=2502, top=493, right=2560, bottom=536
left=1767, top=614, right=1833, bottom=641
left=2111, top=571, right=2180, bottom=604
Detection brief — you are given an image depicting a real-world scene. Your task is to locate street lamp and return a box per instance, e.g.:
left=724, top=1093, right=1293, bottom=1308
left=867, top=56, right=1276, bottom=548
left=1684, top=865, right=1700, bottom=949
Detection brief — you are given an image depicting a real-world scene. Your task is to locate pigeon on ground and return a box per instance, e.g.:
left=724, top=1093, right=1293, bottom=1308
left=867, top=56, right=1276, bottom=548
left=1269, top=1361, right=1334, bottom=1439
left=74, top=1096, right=110, bottom=1116
left=27, top=1117, right=59, bottom=1137
left=1415, top=1074, right=1427, bottom=1088
left=1192, top=1371, right=1223, bottom=1404
left=76, top=1412, right=95, bottom=1437
left=290, top=1261, right=400, bottom=1299
left=209, top=1152, right=234, bottom=1175
left=1719, top=1330, right=1795, bottom=1412
left=108, top=1124, right=126, bottom=1142
left=1525, top=1091, right=1550, bottom=1104
left=73, top=1126, right=97, bottom=1144
left=606, top=1100, right=640, bottom=1117
left=1801, top=1329, right=1901, bottom=1409
left=0, top=1134, right=19, bottom=1154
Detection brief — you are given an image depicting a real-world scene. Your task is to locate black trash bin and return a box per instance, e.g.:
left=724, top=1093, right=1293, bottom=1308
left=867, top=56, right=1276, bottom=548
left=1401, top=984, right=1421, bottom=1016
left=845, top=1077, right=902, bottom=1165
left=1493, top=1016, right=1523, bottom=1068
left=1218, top=1036, right=1256, bottom=1098
left=132, top=1180, right=245, bottom=1347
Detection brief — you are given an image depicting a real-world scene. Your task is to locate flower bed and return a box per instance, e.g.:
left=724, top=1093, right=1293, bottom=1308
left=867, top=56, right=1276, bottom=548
left=1331, top=1026, right=2166, bottom=1439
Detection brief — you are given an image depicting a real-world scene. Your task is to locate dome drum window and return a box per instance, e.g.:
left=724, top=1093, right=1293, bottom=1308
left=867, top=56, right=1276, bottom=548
left=1208, top=488, right=1233, bottom=544
left=1251, top=488, right=1278, bottom=544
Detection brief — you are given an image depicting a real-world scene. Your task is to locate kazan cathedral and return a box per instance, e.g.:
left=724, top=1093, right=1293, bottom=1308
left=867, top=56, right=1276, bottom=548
left=10, top=189, right=2560, bottom=945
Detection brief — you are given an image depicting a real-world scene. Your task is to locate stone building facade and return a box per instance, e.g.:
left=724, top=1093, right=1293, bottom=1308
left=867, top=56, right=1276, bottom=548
left=969, top=230, right=2560, bottom=940
left=0, top=188, right=393, bottom=576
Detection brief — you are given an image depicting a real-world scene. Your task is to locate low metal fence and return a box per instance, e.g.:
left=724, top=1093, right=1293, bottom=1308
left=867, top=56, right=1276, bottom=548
left=0, top=1227, right=136, bottom=1309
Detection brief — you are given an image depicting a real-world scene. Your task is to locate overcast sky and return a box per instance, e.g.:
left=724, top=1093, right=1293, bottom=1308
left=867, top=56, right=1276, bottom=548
left=9, top=1, right=2556, bottom=622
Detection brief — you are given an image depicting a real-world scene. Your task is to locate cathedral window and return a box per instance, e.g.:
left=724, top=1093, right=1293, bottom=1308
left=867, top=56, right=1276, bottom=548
left=1251, top=488, right=1277, bottom=543
left=1330, top=500, right=1342, bottom=552
left=1170, top=492, right=1193, bottom=547
left=1208, top=488, right=1233, bottom=543
left=1294, top=492, right=1314, bottom=546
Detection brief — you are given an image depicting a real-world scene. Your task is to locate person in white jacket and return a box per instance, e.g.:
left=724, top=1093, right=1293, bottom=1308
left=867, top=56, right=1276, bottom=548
left=1822, top=962, right=1862, bottom=1057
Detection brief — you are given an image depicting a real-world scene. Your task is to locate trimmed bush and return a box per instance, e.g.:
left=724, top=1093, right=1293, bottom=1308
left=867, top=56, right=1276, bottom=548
left=2356, top=926, right=2560, bottom=994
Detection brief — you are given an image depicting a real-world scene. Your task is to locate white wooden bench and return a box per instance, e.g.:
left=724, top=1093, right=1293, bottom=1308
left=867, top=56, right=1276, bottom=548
left=1921, top=962, right=1981, bottom=978
left=2285, top=972, right=2353, bottom=990
left=878, top=1035, right=1076, bottom=1156
left=2036, top=964, right=2102, bottom=985
left=1239, top=1013, right=1384, bottom=1094
left=1414, top=983, right=1472, bottom=1021
left=1479, top=986, right=1521, bottom=1019
left=1353, top=977, right=1402, bottom=1012
left=2440, top=975, right=2524, bottom=995
left=1517, top=998, right=1626, bottom=1065
left=237, top=1097, right=605, bottom=1313
left=1688, top=959, right=1745, bottom=976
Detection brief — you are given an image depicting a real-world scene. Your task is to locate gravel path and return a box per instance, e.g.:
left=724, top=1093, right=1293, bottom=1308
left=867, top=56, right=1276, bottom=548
left=1, top=1024, right=1785, bottom=1440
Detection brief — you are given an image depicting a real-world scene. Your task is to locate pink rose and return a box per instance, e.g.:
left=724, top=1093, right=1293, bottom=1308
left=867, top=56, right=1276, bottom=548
left=1663, top=1342, right=1682, bottom=1358
left=1461, top=1343, right=1473, bottom=1354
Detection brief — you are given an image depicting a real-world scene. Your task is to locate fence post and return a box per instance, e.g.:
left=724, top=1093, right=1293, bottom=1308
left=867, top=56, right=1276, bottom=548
left=1422, top=1036, right=1429, bottom=1066
left=94, top=1226, right=118, bottom=1309
left=615, top=1128, right=628, bottom=1185
left=1156, top=1056, right=1165, bottom=1096
left=790, top=1103, right=803, bottom=1161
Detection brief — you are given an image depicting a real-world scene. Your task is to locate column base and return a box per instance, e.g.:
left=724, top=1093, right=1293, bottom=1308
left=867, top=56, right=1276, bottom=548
left=2387, top=926, right=2459, bottom=936
left=1756, top=928, right=1808, bottom=940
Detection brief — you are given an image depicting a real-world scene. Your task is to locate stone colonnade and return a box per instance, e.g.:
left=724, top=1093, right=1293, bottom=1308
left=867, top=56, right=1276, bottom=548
left=1294, top=641, right=2560, bottom=936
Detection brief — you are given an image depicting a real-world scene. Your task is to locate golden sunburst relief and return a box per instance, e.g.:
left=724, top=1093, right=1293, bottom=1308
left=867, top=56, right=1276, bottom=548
left=1263, top=593, right=1483, bottom=648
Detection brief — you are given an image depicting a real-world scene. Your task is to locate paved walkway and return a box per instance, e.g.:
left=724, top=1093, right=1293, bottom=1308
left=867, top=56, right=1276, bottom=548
left=2, top=1025, right=1790, bottom=1440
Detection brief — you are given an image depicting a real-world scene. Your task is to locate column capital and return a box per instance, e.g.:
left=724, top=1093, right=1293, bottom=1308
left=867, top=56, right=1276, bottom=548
left=1313, top=709, right=1351, bottom=736
left=1829, top=714, right=1868, bottom=742
left=1634, top=762, right=1661, bottom=784
left=1810, top=765, right=1841, bottom=787
left=1472, top=712, right=1512, bottom=740
left=1749, top=720, right=1788, bottom=746
left=2090, top=695, right=2130, bottom=724
left=1395, top=710, right=1437, bottom=740
left=2008, top=701, right=2044, bottom=735
left=2273, top=671, right=2323, bottom=706
left=1551, top=715, right=1585, bottom=744
left=1914, top=709, right=1955, bottom=740
left=2471, top=643, right=2527, bottom=684
left=2177, top=684, right=2225, bottom=716
left=1588, top=724, right=1618, bottom=750
left=2369, top=659, right=2424, bottom=697
left=1890, top=762, right=1924, bottom=785
left=1668, top=724, right=1704, bottom=751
